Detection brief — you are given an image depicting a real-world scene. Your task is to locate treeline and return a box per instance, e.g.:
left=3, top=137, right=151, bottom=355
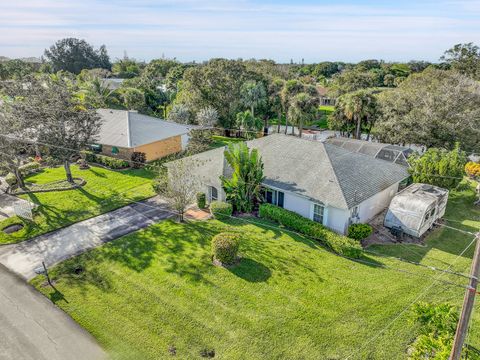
left=1, top=38, right=480, bottom=151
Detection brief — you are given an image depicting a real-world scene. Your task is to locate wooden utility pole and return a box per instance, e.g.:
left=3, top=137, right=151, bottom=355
left=450, top=232, right=480, bottom=360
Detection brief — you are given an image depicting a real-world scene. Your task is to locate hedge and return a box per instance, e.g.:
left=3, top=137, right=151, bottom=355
left=84, top=152, right=130, bottom=169
left=19, top=162, right=41, bottom=175
left=210, top=201, right=233, bottom=219
left=211, top=232, right=240, bottom=265
left=196, top=192, right=206, bottom=209
left=258, top=203, right=362, bottom=258
left=347, top=223, right=373, bottom=241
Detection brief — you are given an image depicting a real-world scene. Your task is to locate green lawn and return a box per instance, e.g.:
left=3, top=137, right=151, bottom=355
left=31, top=182, right=480, bottom=359
left=0, top=165, right=155, bottom=244
left=210, top=135, right=245, bottom=149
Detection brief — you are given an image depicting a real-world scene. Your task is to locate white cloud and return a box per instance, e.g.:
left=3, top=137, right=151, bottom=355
left=0, top=0, right=478, bottom=61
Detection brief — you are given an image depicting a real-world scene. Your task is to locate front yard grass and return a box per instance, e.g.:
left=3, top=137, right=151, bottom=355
left=31, top=201, right=480, bottom=359
left=0, top=164, right=155, bottom=244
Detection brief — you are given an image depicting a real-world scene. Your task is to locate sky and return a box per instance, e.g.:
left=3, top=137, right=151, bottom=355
left=1, top=0, right=479, bottom=63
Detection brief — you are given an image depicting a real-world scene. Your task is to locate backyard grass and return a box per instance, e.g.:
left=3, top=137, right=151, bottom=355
left=31, top=182, right=480, bottom=360
left=0, top=164, right=155, bottom=244
left=210, top=135, right=245, bottom=149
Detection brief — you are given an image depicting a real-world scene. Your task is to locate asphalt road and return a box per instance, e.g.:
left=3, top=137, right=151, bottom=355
left=0, top=264, right=106, bottom=360
left=0, top=196, right=173, bottom=359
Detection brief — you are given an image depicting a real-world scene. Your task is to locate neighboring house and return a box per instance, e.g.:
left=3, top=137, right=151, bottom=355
left=317, top=86, right=335, bottom=106
left=172, top=134, right=410, bottom=234
left=94, top=109, right=193, bottom=161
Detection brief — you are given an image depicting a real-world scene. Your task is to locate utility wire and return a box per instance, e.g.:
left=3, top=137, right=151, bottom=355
left=344, top=232, right=479, bottom=360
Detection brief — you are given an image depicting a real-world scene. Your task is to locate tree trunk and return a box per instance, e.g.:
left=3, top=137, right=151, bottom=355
left=264, top=117, right=268, bottom=137
left=355, top=115, right=362, bottom=139
left=251, top=105, right=255, bottom=119
left=64, top=160, right=73, bottom=183
left=284, top=115, right=288, bottom=134
left=277, top=110, right=281, bottom=133
left=13, top=167, right=25, bottom=188
left=291, top=125, right=295, bottom=135
left=366, top=123, right=373, bottom=141
left=299, top=118, right=303, bottom=138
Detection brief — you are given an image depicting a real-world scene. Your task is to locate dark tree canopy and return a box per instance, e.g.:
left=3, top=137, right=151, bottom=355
left=44, top=38, right=111, bottom=74
left=374, top=68, right=480, bottom=150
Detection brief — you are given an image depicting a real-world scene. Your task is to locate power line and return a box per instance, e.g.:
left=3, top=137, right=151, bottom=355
left=345, top=233, right=479, bottom=360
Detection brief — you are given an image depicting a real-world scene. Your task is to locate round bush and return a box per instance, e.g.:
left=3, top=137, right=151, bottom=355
left=210, top=201, right=233, bottom=219
left=347, top=223, right=373, bottom=241
left=196, top=192, right=206, bottom=209
left=211, top=232, right=240, bottom=265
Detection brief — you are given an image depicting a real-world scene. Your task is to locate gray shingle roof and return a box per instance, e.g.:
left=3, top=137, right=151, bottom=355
left=96, top=109, right=192, bottom=148
left=175, top=134, right=409, bottom=210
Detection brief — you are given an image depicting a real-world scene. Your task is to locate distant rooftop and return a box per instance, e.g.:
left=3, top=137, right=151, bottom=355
left=96, top=109, right=192, bottom=148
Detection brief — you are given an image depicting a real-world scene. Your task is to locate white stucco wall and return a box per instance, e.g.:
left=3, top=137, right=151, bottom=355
left=181, top=134, right=190, bottom=150
left=356, top=182, right=400, bottom=223
left=268, top=185, right=350, bottom=234
left=283, top=191, right=311, bottom=218
left=324, top=206, right=350, bottom=234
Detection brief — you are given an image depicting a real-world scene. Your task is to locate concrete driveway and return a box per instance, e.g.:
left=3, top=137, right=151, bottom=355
left=0, top=196, right=173, bottom=280
left=0, top=264, right=106, bottom=360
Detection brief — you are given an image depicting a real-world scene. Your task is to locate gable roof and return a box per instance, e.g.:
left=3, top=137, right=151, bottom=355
left=179, top=134, right=409, bottom=210
left=96, top=109, right=192, bottom=148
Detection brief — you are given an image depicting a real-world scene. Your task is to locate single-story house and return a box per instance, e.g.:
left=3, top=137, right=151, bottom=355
left=317, top=86, right=335, bottom=106
left=173, top=134, right=410, bottom=234
left=94, top=109, right=193, bottom=161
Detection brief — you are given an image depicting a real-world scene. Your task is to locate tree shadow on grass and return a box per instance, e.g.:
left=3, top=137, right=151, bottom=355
left=228, top=258, right=272, bottom=282
left=87, top=168, right=107, bottom=178
left=96, top=231, right=159, bottom=272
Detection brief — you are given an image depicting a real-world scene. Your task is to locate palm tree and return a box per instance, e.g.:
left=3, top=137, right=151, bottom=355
left=281, top=79, right=304, bottom=135
left=335, top=89, right=377, bottom=139
left=287, top=92, right=316, bottom=138
left=268, top=78, right=285, bottom=133
left=240, top=80, right=267, bottom=119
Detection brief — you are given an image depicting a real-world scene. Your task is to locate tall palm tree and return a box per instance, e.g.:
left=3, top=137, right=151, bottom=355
left=268, top=78, right=285, bottom=134
left=332, top=89, right=379, bottom=139
left=240, top=80, right=267, bottom=119
left=288, top=92, right=316, bottom=138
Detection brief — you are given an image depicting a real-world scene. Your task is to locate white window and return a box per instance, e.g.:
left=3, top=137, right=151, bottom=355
left=313, top=204, right=324, bottom=224
left=209, top=186, right=218, bottom=202
left=264, top=188, right=284, bottom=208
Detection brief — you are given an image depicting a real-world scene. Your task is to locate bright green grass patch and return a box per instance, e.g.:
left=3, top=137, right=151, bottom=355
left=0, top=165, right=155, bottom=244
left=210, top=135, right=245, bottom=149
left=31, top=214, right=478, bottom=359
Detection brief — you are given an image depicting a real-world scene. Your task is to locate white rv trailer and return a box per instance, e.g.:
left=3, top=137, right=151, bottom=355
left=384, top=183, right=449, bottom=238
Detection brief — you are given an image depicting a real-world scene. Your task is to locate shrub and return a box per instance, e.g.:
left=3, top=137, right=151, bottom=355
left=258, top=203, right=362, bottom=258
left=347, top=224, right=373, bottom=241
left=5, top=173, right=17, bottom=187
left=210, top=201, right=233, bottom=219
left=196, top=192, right=206, bottom=209
left=84, top=151, right=129, bottom=169
left=19, top=162, right=40, bottom=175
left=465, top=161, right=480, bottom=178
left=131, top=152, right=147, bottom=169
left=211, top=232, right=240, bottom=265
